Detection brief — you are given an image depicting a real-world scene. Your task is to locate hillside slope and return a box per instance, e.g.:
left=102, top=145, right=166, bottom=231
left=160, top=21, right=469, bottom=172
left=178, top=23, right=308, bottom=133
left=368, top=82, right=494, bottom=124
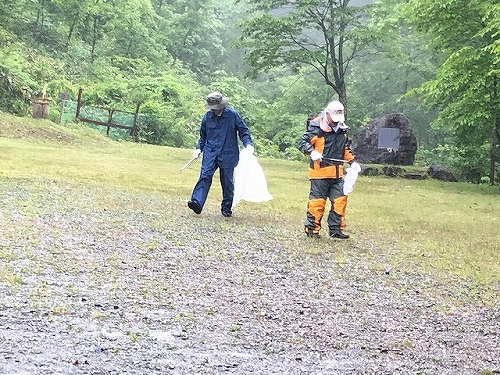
left=0, top=112, right=112, bottom=145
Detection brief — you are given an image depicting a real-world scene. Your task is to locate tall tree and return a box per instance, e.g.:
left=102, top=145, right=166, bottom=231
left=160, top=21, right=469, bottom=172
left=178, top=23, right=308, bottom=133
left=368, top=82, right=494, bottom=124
left=237, top=0, right=374, bottom=112
left=155, top=0, right=226, bottom=76
left=403, top=0, right=500, bottom=184
left=346, top=0, right=440, bottom=148
left=49, top=0, right=97, bottom=49
left=104, top=0, right=164, bottom=61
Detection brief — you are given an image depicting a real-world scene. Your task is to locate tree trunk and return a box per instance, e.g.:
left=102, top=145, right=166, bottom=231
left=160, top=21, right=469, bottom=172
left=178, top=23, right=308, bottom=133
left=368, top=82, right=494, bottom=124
left=490, top=147, right=495, bottom=186
left=91, top=15, right=98, bottom=62
left=491, top=75, right=499, bottom=186
left=66, top=11, right=80, bottom=48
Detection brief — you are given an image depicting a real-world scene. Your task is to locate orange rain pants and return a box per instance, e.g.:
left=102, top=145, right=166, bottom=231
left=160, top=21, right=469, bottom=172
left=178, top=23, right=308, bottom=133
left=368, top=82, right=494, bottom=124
left=304, top=178, right=347, bottom=236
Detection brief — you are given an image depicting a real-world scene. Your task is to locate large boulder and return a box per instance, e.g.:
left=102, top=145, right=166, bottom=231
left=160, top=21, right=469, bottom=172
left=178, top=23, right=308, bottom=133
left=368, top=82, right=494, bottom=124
left=351, top=113, right=418, bottom=165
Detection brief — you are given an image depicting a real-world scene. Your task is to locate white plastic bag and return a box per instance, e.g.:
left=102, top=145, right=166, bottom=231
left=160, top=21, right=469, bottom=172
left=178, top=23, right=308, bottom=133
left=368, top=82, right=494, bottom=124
left=233, top=151, right=273, bottom=207
left=343, top=167, right=359, bottom=195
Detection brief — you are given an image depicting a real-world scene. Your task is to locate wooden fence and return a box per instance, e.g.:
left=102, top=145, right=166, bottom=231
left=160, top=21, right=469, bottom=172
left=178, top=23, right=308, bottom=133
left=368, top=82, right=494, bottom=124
left=75, top=88, right=140, bottom=136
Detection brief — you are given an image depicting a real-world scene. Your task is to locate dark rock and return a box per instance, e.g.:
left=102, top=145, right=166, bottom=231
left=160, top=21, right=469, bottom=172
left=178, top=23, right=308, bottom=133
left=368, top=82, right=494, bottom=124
left=351, top=113, right=418, bottom=165
left=382, top=165, right=405, bottom=177
left=360, top=166, right=379, bottom=176
left=427, top=165, right=458, bottom=182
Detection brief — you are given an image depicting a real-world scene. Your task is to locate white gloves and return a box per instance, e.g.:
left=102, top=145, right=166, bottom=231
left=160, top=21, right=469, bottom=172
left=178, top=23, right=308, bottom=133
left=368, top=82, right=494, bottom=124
left=192, top=149, right=201, bottom=159
left=350, top=161, right=361, bottom=173
left=310, top=150, right=323, bottom=161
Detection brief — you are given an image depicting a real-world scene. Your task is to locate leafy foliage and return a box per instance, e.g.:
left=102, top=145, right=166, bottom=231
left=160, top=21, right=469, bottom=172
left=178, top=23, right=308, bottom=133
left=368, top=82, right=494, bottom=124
left=238, top=0, right=375, bottom=107
left=402, top=0, right=500, bottom=183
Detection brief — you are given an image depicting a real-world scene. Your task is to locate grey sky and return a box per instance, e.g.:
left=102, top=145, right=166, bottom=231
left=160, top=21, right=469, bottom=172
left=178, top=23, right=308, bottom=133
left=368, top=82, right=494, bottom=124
left=349, top=0, right=376, bottom=5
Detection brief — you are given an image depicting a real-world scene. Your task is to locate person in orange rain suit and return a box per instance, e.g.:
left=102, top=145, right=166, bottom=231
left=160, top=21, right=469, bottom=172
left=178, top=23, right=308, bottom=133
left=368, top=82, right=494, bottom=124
left=297, top=100, right=361, bottom=239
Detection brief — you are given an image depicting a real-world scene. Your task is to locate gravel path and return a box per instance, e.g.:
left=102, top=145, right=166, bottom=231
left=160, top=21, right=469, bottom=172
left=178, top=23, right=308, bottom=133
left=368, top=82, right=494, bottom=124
left=1, top=178, right=499, bottom=374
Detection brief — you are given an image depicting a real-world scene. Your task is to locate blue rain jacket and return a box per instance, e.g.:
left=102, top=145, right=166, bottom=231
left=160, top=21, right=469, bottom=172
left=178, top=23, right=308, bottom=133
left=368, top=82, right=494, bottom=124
left=196, top=107, right=253, bottom=169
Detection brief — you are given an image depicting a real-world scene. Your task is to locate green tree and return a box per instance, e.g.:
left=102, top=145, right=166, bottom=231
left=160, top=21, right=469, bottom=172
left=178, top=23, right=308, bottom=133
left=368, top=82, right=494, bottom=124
left=155, top=0, right=227, bottom=77
left=403, top=0, right=500, bottom=184
left=237, top=0, right=374, bottom=113
left=346, top=0, right=440, bottom=148
left=101, top=0, right=167, bottom=62
left=0, top=0, right=24, bottom=31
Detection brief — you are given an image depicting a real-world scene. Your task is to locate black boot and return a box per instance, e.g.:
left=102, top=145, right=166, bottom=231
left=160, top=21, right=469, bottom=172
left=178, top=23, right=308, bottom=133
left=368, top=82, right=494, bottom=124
left=330, top=230, right=349, bottom=239
left=188, top=201, right=202, bottom=214
left=305, top=228, right=321, bottom=239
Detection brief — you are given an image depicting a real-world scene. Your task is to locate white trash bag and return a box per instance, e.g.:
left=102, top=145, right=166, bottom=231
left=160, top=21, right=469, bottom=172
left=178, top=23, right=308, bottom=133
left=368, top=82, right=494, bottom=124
left=233, top=150, right=273, bottom=208
left=343, top=167, right=359, bottom=195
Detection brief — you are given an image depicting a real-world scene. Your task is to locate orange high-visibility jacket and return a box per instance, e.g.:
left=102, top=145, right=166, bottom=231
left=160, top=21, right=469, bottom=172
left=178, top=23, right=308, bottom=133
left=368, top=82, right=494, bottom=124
left=297, top=116, right=355, bottom=179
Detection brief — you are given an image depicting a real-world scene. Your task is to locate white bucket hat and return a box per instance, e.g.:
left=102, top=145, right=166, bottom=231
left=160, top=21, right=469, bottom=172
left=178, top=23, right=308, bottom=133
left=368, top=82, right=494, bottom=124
left=325, top=100, right=345, bottom=123
left=206, top=92, right=229, bottom=110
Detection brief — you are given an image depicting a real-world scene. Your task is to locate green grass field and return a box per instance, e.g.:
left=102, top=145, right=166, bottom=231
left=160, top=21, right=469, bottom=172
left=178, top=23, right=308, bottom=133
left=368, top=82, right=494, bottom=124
left=1, top=112, right=499, bottom=301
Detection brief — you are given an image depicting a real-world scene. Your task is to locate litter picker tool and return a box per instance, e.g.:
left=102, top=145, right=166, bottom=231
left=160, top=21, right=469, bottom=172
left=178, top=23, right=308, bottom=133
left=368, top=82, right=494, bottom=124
left=179, top=157, right=198, bottom=172
left=322, top=157, right=348, bottom=163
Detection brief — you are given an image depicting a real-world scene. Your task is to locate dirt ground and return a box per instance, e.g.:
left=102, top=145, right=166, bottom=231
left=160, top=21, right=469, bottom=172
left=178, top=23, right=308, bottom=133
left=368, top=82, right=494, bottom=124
left=1, top=178, right=499, bottom=375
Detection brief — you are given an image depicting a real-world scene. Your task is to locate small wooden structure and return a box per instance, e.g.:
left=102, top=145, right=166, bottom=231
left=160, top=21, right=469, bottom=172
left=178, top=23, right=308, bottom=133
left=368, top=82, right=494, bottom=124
left=32, top=85, right=51, bottom=119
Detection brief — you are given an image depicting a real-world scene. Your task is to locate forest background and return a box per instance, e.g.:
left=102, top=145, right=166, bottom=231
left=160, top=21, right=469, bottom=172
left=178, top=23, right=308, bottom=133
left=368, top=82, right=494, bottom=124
left=0, top=0, right=499, bottom=184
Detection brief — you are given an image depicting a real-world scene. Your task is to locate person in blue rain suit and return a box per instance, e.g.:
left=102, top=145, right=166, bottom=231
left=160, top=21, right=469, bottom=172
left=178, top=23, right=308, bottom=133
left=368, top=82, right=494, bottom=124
left=188, top=92, right=254, bottom=217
